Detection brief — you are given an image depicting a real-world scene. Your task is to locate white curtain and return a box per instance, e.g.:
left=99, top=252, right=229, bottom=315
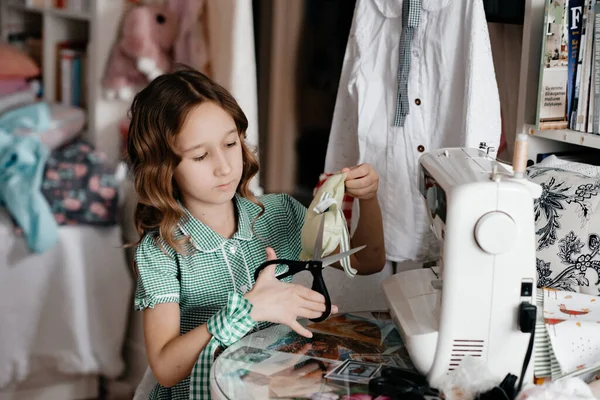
left=205, top=0, right=262, bottom=194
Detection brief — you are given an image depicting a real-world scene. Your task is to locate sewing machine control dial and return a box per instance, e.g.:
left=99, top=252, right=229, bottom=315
left=474, top=211, right=517, bottom=254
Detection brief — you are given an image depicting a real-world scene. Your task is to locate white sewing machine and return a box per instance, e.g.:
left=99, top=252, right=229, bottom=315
left=382, top=147, right=541, bottom=389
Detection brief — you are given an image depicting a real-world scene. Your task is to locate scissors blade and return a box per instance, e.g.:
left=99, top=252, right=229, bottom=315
left=320, top=245, right=366, bottom=268
left=313, top=215, right=325, bottom=260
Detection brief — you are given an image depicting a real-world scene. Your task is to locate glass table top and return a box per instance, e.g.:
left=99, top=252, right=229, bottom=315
left=210, top=311, right=419, bottom=399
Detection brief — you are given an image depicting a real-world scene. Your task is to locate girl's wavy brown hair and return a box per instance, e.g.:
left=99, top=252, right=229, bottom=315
left=126, top=66, right=263, bottom=253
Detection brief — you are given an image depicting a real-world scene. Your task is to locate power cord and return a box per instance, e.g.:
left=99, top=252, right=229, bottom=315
left=369, top=302, right=538, bottom=400
left=476, top=301, right=537, bottom=400
left=517, top=305, right=537, bottom=394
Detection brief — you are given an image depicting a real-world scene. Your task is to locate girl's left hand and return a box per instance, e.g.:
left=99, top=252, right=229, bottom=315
left=341, top=163, right=379, bottom=200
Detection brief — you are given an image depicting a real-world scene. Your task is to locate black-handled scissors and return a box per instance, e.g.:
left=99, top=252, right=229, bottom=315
left=254, top=216, right=365, bottom=323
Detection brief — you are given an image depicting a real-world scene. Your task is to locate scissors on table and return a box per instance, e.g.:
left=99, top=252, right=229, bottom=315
left=253, top=216, right=365, bottom=323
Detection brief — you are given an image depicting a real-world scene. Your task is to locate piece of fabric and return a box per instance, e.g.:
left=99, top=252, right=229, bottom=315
left=206, top=292, right=256, bottom=347
left=527, top=165, right=600, bottom=296
left=42, top=139, right=119, bottom=226
left=0, top=43, right=40, bottom=78
left=0, top=130, right=57, bottom=253
left=11, top=103, right=86, bottom=151
left=313, top=173, right=354, bottom=228
left=301, top=173, right=356, bottom=278
left=0, top=101, right=85, bottom=152
left=535, top=155, right=600, bottom=178
left=0, top=211, right=131, bottom=388
left=135, top=193, right=306, bottom=399
left=325, top=0, right=501, bottom=262
left=301, top=173, right=346, bottom=258
left=0, top=77, right=28, bottom=96
left=516, top=377, right=597, bottom=400
left=534, top=290, right=562, bottom=380
left=543, top=288, right=600, bottom=378
left=0, top=87, right=37, bottom=115
left=394, top=0, right=421, bottom=127
left=191, top=292, right=256, bottom=399
left=0, top=100, right=51, bottom=134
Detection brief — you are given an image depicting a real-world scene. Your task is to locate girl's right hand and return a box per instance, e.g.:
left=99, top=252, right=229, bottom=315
left=244, top=247, right=338, bottom=338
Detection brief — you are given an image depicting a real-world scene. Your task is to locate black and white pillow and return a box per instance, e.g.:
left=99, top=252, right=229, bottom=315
left=527, top=160, right=600, bottom=295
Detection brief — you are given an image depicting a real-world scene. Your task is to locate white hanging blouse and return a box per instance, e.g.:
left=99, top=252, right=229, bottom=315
left=325, top=0, right=502, bottom=262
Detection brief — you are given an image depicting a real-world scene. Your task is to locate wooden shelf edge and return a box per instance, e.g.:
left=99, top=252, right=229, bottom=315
left=525, top=124, right=600, bottom=150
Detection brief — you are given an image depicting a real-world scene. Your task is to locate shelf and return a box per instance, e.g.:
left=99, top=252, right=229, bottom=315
left=525, top=124, right=600, bottom=150
left=1, top=0, right=125, bottom=164
left=515, top=1, right=600, bottom=158
left=6, top=2, right=89, bottom=20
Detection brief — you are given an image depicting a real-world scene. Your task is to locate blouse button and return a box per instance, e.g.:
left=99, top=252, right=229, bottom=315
left=415, top=98, right=422, bottom=106
left=229, top=245, right=236, bottom=254
left=417, top=145, right=425, bottom=153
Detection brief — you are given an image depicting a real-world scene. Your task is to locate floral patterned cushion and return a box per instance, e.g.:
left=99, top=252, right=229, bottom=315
left=42, top=139, right=118, bottom=226
left=527, top=165, right=600, bottom=295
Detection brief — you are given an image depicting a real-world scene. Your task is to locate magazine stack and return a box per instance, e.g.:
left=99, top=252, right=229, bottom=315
left=537, top=0, right=600, bottom=134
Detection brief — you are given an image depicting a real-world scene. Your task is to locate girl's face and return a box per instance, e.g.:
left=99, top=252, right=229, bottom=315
left=173, top=102, right=243, bottom=208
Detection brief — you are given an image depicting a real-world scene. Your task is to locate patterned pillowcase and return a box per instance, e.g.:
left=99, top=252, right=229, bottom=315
left=527, top=166, right=600, bottom=295
left=42, top=139, right=118, bottom=226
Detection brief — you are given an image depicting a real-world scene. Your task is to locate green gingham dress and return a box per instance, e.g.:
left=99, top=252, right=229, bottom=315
left=134, top=193, right=306, bottom=399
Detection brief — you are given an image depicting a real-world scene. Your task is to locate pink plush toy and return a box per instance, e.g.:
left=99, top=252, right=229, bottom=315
left=102, top=3, right=179, bottom=100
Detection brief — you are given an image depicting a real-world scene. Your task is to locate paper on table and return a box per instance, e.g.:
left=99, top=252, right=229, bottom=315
left=543, top=288, right=600, bottom=375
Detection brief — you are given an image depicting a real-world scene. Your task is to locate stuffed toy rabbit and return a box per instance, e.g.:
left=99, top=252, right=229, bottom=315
left=102, top=3, right=179, bottom=100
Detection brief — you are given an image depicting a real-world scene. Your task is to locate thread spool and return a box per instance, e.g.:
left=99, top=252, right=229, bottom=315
left=512, top=134, right=528, bottom=179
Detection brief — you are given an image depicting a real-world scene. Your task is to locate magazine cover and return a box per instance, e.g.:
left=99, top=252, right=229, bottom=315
left=305, top=312, right=403, bottom=347
left=567, top=0, right=585, bottom=127
left=266, top=331, right=383, bottom=361
left=579, top=0, right=595, bottom=133
left=537, top=0, right=571, bottom=130
left=593, top=2, right=600, bottom=133
left=572, top=0, right=592, bottom=131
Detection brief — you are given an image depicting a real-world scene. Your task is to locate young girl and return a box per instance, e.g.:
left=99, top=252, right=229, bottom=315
left=128, top=67, right=386, bottom=399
